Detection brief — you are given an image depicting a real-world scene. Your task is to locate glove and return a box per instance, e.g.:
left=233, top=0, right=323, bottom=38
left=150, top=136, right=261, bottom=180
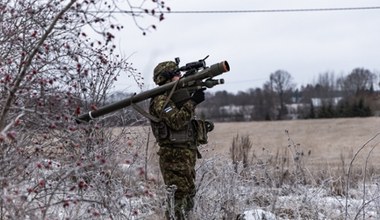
left=191, top=89, right=205, bottom=104
left=205, top=121, right=214, bottom=132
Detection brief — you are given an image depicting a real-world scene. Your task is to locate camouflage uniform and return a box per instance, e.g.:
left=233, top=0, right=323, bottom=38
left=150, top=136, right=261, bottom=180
left=149, top=61, right=199, bottom=219
left=150, top=93, right=198, bottom=219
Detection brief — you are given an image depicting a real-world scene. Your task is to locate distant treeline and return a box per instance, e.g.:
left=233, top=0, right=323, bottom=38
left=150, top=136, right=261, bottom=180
left=196, top=89, right=375, bottom=122
left=195, top=67, right=379, bottom=121
left=107, top=67, right=379, bottom=124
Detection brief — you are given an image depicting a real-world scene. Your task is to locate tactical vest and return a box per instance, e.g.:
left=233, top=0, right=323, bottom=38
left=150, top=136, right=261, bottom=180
left=151, top=119, right=208, bottom=146
left=149, top=90, right=210, bottom=146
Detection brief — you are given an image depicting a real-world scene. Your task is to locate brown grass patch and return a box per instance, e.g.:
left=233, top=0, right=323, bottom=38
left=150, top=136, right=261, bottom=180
left=203, top=117, right=380, bottom=169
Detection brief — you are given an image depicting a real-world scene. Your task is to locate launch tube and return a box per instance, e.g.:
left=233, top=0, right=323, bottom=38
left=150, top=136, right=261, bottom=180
left=76, top=61, right=230, bottom=123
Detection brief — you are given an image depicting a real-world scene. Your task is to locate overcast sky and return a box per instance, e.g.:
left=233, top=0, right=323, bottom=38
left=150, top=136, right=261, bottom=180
left=112, top=0, right=380, bottom=94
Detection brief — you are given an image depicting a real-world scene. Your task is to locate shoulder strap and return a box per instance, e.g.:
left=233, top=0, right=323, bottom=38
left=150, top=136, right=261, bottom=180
left=160, top=80, right=180, bottom=117
left=131, top=102, right=161, bottom=123
left=137, top=80, right=180, bottom=122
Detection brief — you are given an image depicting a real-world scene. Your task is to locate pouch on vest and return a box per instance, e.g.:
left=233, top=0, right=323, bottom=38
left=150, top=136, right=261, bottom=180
left=168, top=123, right=195, bottom=144
left=151, top=121, right=169, bottom=140
left=151, top=120, right=195, bottom=144
left=191, top=119, right=208, bottom=145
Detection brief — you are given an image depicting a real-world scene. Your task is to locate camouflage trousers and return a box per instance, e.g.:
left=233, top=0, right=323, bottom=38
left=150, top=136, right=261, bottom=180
left=158, top=145, right=197, bottom=220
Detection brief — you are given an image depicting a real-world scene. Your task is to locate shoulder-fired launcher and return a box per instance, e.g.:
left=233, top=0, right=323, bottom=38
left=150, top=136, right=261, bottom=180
left=76, top=60, right=230, bottom=123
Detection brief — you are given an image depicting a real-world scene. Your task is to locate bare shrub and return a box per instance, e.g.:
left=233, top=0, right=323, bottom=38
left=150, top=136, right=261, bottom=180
left=191, top=130, right=380, bottom=219
left=243, top=130, right=313, bottom=189
left=0, top=0, right=170, bottom=219
left=345, top=133, right=380, bottom=220
left=194, top=156, right=246, bottom=219
left=0, top=121, right=168, bottom=219
left=230, top=134, right=252, bottom=173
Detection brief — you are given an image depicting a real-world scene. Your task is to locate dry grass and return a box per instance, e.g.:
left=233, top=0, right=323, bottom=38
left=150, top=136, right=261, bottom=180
left=107, top=118, right=380, bottom=219
left=203, top=117, right=380, bottom=169
left=129, top=117, right=380, bottom=171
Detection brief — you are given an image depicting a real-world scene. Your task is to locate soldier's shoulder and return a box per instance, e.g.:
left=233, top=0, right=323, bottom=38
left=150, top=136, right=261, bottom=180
left=151, top=94, right=169, bottom=107
left=152, top=94, right=168, bottom=102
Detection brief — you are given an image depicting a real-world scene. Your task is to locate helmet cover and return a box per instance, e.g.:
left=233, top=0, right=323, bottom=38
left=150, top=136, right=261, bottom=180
left=153, top=61, right=178, bottom=85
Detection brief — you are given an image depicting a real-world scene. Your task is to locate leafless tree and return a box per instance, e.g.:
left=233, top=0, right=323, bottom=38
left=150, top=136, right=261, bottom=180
left=269, top=70, right=295, bottom=120
left=316, top=71, right=337, bottom=97
left=337, top=68, right=377, bottom=95
left=0, top=0, right=169, bottom=218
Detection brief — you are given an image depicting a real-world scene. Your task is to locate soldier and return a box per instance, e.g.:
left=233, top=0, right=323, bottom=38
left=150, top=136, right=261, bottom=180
left=149, top=61, right=211, bottom=219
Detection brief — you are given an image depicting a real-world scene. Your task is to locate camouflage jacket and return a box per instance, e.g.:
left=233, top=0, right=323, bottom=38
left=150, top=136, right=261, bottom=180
left=149, top=92, right=196, bottom=146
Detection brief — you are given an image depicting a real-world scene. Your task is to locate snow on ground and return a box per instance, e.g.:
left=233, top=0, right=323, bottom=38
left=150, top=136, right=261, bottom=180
left=242, top=209, right=277, bottom=220
left=239, top=184, right=380, bottom=220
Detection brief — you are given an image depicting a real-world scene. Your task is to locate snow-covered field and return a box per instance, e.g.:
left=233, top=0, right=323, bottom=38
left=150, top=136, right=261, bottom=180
left=190, top=154, right=380, bottom=220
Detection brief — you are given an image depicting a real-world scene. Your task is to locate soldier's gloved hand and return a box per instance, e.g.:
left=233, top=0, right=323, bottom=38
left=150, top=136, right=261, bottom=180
left=191, top=89, right=205, bottom=105
left=205, top=121, right=214, bottom=132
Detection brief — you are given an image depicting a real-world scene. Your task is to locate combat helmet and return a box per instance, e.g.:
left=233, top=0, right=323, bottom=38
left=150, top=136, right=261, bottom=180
left=153, top=61, right=178, bottom=85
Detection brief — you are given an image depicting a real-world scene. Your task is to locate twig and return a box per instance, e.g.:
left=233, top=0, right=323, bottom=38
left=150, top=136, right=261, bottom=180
left=360, top=140, right=380, bottom=220
left=345, top=132, right=380, bottom=220
left=145, top=131, right=150, bottom=180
